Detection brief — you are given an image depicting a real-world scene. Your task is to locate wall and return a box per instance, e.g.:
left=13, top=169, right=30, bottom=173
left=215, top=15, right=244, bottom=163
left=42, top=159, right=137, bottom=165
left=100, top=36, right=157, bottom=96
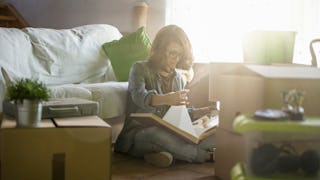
left=4, top=0, right=166, bottom=39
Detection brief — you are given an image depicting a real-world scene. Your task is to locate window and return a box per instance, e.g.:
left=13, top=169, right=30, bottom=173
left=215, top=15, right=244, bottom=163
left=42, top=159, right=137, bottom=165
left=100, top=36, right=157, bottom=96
left=166, top=0, right=320, bottom=65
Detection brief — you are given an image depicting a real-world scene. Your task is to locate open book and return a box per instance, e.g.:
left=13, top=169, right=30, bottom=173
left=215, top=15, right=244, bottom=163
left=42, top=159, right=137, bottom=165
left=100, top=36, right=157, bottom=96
left=130, top=105, right=219, bottom=144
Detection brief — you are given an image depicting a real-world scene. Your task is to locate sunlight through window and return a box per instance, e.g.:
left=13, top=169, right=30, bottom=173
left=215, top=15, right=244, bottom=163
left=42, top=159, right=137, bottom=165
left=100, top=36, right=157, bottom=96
left=166, top=0, right=320, bottom=65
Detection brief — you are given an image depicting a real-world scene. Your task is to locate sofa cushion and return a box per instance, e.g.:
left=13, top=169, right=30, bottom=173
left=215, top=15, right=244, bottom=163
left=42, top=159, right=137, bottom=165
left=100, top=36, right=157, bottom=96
left=23, top=24, right=122, bottom=85
left=102, top=27, right=151, bottom=82
left=48, top=84, right=92, bottom=100
left=0, top=28, right=33, bottom=79
left=79, top=82, right=128, bottom=119
left=48, top=82, right=128, bottom=119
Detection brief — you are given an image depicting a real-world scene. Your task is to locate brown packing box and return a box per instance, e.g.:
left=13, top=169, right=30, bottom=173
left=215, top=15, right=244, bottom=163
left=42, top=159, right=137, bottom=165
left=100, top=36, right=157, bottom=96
left=209, top=63, right=265, bottom=131
left=209, top=63, right=320, bottom=131
left=0, top=115, right=112, bottom=180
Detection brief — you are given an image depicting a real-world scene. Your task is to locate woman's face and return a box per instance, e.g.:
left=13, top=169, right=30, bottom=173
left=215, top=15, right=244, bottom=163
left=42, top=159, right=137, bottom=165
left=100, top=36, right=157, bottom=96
left=162, top=42, right=183, bottom=73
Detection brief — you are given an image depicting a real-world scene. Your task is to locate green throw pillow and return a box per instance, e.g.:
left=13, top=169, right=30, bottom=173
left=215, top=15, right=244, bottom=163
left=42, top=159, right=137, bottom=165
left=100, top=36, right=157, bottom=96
left=102, top=27, right=151, bottom=81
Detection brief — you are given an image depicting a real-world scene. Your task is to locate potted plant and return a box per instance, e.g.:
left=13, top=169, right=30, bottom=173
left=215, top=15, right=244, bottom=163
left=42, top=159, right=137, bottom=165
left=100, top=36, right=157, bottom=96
left=6, top=78, right=51, bottom=127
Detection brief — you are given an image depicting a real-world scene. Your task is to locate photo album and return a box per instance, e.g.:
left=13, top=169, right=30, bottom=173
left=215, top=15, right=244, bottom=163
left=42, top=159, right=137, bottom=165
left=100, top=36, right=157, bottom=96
left=131, top=105, right=219, bottom=144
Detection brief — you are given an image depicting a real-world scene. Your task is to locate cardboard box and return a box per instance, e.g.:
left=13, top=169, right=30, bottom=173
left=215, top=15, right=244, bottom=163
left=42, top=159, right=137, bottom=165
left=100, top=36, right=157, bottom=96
left=209, top=63, right=320, bottom=131
left=0, top=115, right=112, bottom=180
left=246, top=64, right=320, bottom=117
left=215, top=127, right=245, bottom=180
left=209, top=63, right=265, bottom=130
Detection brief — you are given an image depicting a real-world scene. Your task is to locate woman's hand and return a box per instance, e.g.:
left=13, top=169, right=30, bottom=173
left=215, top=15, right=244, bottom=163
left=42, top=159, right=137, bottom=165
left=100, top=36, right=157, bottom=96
left=152, top=89, right=190, bottom=106
left=166, top=90, right=190, bottom=105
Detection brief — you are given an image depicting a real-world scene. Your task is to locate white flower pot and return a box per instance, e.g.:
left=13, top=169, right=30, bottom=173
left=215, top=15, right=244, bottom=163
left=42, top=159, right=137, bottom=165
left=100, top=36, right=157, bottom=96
left=16, top=99, right=43, bottom=127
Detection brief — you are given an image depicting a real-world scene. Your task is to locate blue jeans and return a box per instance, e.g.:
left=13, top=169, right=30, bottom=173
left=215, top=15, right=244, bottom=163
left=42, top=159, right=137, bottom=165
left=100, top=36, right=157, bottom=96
left=128, top=126, right=215, bottom=163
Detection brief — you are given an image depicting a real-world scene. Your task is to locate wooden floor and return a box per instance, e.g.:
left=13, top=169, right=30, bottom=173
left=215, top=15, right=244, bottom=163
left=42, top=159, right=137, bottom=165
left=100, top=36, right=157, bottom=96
left=111, top=151, right=220, bottom=180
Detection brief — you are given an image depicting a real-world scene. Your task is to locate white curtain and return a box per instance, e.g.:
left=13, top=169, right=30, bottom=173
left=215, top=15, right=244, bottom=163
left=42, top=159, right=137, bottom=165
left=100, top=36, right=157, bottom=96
left=166, top=0, right=320, bottom=65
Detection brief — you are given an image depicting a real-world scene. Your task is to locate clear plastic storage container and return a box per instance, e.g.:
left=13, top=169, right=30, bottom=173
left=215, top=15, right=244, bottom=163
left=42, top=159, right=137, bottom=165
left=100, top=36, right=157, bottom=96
left=233, top=115, right=320, bottom=179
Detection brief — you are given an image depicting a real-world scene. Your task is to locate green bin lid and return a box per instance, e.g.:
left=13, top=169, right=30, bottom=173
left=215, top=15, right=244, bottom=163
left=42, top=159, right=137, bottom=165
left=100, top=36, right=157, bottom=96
left=233, top=115, right=320, bottom=133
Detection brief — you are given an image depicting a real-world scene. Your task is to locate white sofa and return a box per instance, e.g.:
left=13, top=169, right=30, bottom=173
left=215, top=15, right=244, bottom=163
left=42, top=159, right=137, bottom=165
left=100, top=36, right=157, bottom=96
left=0, top=24, right=128, bottom=142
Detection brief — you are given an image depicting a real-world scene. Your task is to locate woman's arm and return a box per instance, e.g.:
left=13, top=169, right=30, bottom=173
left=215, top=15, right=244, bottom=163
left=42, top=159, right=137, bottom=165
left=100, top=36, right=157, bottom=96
left=128, top=62, right=157, bottom=110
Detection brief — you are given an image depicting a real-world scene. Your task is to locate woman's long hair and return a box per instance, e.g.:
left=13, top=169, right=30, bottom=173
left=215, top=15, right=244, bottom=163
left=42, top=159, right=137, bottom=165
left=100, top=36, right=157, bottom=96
left=148, top=25, right=194, bottom=71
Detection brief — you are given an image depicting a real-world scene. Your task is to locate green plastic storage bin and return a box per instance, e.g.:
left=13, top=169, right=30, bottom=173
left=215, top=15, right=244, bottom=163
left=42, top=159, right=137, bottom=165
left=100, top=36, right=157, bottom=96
left=242, top=31, right=296, bottom=64
left=231, top=162, right=318, bottom=180
left=233, top=115, right=320, bottom=179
